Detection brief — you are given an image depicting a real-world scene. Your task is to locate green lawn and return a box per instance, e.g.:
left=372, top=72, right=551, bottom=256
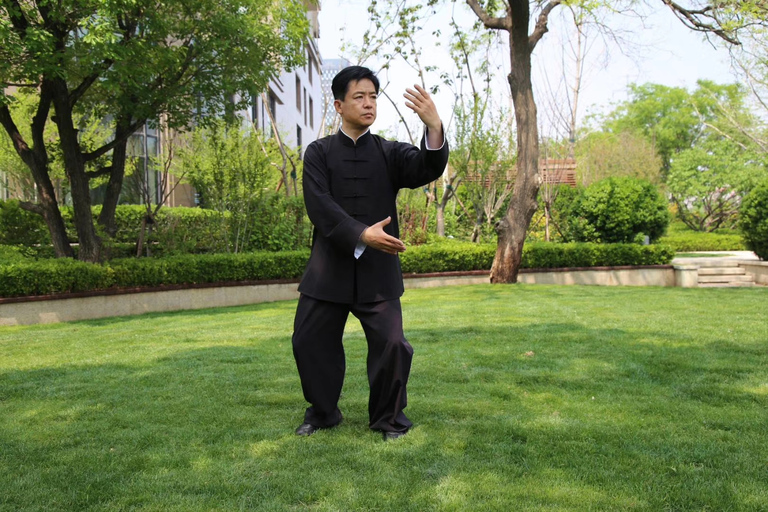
left=1, top=284, right=767, bottom=511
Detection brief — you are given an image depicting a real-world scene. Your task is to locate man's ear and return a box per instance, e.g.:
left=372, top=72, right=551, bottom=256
left=333, top=99, right=342, bottom=114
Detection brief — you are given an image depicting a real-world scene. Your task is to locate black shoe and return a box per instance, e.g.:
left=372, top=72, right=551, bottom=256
left=295, top=423, right=321, bottom=436
left=382, top=430, right=408, bottom=441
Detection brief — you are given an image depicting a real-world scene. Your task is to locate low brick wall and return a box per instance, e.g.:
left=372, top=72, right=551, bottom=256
left=0, top=265, right=689, bottom=326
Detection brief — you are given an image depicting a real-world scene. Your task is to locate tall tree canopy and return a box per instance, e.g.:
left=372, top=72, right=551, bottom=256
left=0, top=0, right=308, bottom=262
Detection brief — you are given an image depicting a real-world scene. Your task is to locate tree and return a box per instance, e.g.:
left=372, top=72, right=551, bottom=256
left=463, top=0, right=767, bottom=282
left=603, top=80, right=767, bottom=231
left=0, top=0, right=308, bottom=262
left=177, top=120, right=275, bottom=254
left=575, top=129, right=663, bottom=186
left=667, top=138, right=767, bottom=231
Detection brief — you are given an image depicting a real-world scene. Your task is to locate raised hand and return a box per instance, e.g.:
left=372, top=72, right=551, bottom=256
left=361, top=216, right=406, bottom=255
left=404, top=84, right=443, bottom=147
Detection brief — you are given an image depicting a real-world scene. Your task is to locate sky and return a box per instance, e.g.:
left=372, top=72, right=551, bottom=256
left=317, top=0, right=739, bottom=140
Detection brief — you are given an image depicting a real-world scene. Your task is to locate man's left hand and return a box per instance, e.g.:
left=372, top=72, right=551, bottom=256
left=404, top=84, right=443, bottom=144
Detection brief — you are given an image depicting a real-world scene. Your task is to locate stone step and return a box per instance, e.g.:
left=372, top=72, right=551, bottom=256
left=698, top=274, right=754, bottom=284
left=698, top=267, right=748, bottom=276
left=699, top=281, right=756, bottom=288
left=690, top=260, right=742, bottom=268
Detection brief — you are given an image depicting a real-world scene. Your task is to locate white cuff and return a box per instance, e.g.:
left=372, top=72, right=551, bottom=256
left=424, top=126, right=446, bottom=150
left=354, top=239, right=367, bottom=259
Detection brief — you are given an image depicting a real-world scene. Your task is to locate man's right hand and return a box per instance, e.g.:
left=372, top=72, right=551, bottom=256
left=361, top=216, right=406, bottom=255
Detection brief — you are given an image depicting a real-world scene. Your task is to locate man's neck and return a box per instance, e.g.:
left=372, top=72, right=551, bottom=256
left=340, top=123, right=370, bottom=143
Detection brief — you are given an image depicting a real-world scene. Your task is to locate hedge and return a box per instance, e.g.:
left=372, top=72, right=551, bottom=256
left=0, top=242, right=675, bottom=299
left=0, top=259, right=114, bottom=298
left=656, top=233, right=746, bottom=252
left=108, top=251, right=310, bottom=288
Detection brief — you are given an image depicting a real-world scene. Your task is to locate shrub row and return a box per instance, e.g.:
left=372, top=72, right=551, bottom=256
left=109, top=252, right=309, bottom=288
left=656, top=233, right=746, bottom=252
left=0, top=242, right=675, bottom=299
left=521, top=242, right=675, bottom=268
left=400, top=241, right=674, bottom=274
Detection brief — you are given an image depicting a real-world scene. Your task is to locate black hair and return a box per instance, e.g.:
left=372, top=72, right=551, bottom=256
left=331, top=66, right=380, bottom=101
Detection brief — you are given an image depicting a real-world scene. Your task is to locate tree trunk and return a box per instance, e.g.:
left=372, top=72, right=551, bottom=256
left=26, top=158, right=74, bottom=258
left=436, top=202, right=446, bottom=237
left=0, top=86, right=74, bottom=258
left=98, top=117, right=132, bottom=238
left=51, top=79, right=102, bottom=263
left=490, top=7, right=541, bottom=283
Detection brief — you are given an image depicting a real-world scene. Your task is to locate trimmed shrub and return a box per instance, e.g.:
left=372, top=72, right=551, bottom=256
left=0, top=259, right=114, bottom=298
left=401, top=240, right=674, bottom=273
left=656, top=232, right=746, bottom=252
left=0, top=242, right=675, bottom=298
left=108, top=251, right=310, bottom=288
left=740, top=179, right=768, bottom=260
left=400, top=242, right=496, bottom=274
left=567, top=177, right=670, bottom=243
left=521, top=242, right=674, bottom=268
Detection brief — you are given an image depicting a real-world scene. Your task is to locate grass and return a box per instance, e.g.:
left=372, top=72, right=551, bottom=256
left=1, top=284, right=767, bottom=511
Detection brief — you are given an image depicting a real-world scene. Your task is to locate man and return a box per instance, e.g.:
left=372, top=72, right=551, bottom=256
left=292, top=66, right=448, bottom=441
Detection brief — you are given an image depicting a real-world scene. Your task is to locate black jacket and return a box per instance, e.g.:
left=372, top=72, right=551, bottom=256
left=298, top=129, right=449, bottom=303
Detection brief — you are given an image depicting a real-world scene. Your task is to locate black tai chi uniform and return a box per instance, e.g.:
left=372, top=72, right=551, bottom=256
left=292, top=128, right=449, bottom=433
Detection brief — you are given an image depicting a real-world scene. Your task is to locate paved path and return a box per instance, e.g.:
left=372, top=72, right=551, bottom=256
left=672, top=251, right=759, bottom=265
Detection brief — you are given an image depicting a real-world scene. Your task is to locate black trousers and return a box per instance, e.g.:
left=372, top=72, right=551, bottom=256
left=292, top=294, right=413, bottom=433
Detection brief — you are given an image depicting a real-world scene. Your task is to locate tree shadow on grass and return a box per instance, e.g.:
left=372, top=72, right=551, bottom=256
left=1, top=321, right=765, bottom=511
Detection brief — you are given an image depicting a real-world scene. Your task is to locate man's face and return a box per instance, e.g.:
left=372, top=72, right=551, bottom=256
left=334, top=78, right=377, bottom=131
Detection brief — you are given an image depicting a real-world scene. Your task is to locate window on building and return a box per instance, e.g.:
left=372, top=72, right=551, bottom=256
left=295, top=74, right=301, bottom=112
left=304, top=88, right=308, bottom=126
left=297, top=125, right=302, bottom=153
left=309, top=97, right=314, bottom=129
left=266, top=92, right=278, bottom=137
left=122, top=125, right=160, bottom=204
left=308, top=51, right=314, bottom=85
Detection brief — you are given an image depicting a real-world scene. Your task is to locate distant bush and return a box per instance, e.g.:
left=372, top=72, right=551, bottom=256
left=2, top=200, right=308, bottom=257
left=567, top=177, right=669, bottom=243
left=0, top=200, right=50, bottom=245
left=0, top=245, right=36, bottom=264
left=740, top=179, right=768, bottom=259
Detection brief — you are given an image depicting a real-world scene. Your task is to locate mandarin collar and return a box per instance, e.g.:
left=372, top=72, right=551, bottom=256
left=338, top=127, right=372, bottom=148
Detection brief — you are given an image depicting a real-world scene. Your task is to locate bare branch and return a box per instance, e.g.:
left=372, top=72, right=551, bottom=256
left=530, top=1, right=563, bottom=50
left=0, top=104, right=32, bottom=161
left=85, top=166, right=114, bottom=179
left=83, top=117, right=145, bottom=162
left=379, top=88, right=416, bottom=145
left=69, top=60, right=114, bottom=108
left=3, top=0, right=31, bottom=38
left=660, top=0, right=740, bottom=45
left=465, top=0, right=510, bottom=31
left=17, top=200, right=44, bottom=215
